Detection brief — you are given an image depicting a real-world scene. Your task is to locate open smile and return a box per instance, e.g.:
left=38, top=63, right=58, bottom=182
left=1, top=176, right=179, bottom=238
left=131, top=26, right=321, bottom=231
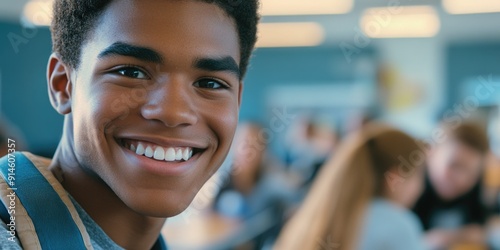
left=117, top=138, right=205, bottom=163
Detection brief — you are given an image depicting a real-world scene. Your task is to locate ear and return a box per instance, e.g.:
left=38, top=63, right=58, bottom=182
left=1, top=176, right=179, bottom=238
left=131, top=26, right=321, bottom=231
left=47, top=53, right=73, bottom=115
left=237, top=81, right=243, bottom=108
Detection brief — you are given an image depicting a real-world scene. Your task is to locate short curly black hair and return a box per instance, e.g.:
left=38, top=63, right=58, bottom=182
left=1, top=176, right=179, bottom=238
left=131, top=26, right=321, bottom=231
left=51, top=0, right=259, bottom=79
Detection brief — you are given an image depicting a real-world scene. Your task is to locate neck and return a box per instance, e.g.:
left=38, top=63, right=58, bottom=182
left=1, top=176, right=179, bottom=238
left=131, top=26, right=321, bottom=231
left=49, top=118, right=166, bottom=249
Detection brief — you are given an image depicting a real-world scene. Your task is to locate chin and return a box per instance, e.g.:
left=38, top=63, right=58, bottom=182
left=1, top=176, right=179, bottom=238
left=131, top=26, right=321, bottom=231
left=119, top=189, right=197, bottom=218
left=436, top=190, right=458, bottom=201
left=129, top=200, right=192, bottom=218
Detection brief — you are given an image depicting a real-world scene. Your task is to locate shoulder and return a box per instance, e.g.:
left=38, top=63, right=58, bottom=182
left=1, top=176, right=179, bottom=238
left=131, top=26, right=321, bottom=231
left=0, top=151, right=51, bottom=171
left=366, top=199, right=424, bottom=235
left=359, top=199, right=426, bottom=250
left=372, top=199, right=422, bottom=229
left=0, top=152, right=96, bottom=249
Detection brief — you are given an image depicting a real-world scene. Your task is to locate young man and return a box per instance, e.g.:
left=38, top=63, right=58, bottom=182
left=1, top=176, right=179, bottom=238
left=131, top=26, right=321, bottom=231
left=0, top=0, right=259, bottom=249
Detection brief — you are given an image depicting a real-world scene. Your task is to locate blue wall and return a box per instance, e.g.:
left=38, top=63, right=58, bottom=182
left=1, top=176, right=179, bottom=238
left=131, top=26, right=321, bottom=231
left=241, top=46, right=376, bottom=121
left=0, top=23, right=62, bottom=157
left=446, top=42, right=500, bottom=108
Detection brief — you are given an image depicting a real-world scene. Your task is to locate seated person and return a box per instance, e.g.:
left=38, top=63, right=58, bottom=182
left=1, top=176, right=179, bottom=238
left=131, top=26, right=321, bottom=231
left=214, top=123, right=294, bottom=218
left=283, top=118, right=338, bottom=187
left=413, top=122, right=490, bottom=249
left=275, top=123, right=426, bottom=250
left=0, top=118, right=26, bottom=157
left=213, top=123, right=295, bottom=249
left=0, top=126, right=7, bottom=157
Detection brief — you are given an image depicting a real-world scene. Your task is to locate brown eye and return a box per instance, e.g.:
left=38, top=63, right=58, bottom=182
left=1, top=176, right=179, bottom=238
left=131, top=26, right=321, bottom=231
left=116, top=67, right=149, bottom=79
left=193, top=78, right=227, bottom=89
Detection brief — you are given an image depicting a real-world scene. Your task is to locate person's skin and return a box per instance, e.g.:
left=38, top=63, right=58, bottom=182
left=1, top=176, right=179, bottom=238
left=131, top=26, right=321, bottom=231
left=47, top=1, right=242, bottom=249
left=425, top=141, right=486, bottom=248
left=385, top=163, right=425, bottom=209
left=428, top=141, right=484, bottom=201
left=232, top=125, right=265, bottom=195
left=425, top=225, right=485, bottom=249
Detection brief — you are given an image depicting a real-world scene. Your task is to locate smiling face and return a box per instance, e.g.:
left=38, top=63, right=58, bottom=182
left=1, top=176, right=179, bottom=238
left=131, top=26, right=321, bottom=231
left=58, top=0, right=241, bottom=217
left=428, top=141, right=484, bottom=201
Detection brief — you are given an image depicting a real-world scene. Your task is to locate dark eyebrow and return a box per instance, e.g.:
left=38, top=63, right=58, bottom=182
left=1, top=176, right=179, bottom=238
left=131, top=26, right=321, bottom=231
left=98, top=42, right=164, bottom=64
left=194, top=56, right=240, bottom=79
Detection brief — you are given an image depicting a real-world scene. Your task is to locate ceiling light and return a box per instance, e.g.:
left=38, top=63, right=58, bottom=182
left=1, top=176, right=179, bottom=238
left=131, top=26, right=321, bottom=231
left=22, top=0, right=53, bottom=26
left=260, top=0, right=353, bottom=16
left=443, top=0, right=500, bottom=14
left=256, top=22, right=325, bottom=48
left=360, top=5, right=440, bottom=38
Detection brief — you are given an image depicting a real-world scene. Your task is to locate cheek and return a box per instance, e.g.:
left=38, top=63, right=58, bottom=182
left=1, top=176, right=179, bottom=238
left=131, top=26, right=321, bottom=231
left=456, top=173, right=477, bottom=190
left=207, top=100, right=239, bottom=146
left=71, top=85, right=125, bottom=164
left=399, top=177, right=424, bottom=207
left=74, top=96, right=103, bottom=138
left=195, top=98, right=239, bottom=180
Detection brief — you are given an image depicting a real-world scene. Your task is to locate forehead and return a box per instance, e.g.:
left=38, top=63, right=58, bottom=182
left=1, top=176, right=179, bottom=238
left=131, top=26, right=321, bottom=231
left=84, top=0, right=240, bottom=64
left=440, top=141, right=482, bottom=165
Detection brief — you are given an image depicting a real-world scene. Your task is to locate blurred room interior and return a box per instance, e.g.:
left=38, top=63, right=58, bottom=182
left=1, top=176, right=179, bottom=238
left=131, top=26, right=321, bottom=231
left=1, top=0, right=500, bottom=249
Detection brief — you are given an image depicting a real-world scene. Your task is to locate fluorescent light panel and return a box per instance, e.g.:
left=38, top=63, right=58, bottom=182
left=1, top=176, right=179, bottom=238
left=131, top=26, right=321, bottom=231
left=443, top=0, right=500, bottom=14
left=256, top=22, right=325, bottom=48
left=24, top=0, right=326, bottom=48
left=25, top=0, right=353, bottom=25
left=260, top=0, right=353, bottom=16
left=360, top=5, right=440, bottom=38
left=23, top=0, right=53, bottom=26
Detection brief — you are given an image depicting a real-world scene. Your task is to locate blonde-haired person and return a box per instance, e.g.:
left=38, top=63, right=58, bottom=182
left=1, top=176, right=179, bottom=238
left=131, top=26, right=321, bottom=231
left=274, top=123, right=426, bottom=250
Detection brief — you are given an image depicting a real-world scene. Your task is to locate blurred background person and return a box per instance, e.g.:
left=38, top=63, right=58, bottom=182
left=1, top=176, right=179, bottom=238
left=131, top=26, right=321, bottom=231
left=413, top=122, right=491, bottom=250
left=275, top=123, right=426, bottom=250
left=0, top=124, right=7, bottom=156
left=214, top=123, right=293, bottom=218
left=283, top=116, right=339, bottom=188
left=484, top=153, right=500, bottom=250
left=0, top=117, right=27, bottom=157
left=213, top=123, right=296, bottom=249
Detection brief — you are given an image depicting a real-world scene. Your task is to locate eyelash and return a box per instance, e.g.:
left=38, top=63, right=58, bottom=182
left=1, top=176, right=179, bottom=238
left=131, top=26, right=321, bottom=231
left=195, top=77, right=230, bottom=90
left=111, top=65, right=150, bottom=79
left=108, top=65, right=231, bottom=89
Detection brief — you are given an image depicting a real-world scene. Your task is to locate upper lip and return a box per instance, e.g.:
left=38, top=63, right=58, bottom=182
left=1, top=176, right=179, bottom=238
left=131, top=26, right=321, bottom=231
left=116, top=135, right=207, bottom=149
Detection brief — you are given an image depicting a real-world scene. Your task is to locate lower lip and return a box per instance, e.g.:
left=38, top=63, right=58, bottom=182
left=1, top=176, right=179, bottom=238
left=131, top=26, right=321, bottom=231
left=120, top=145, right=201, bottom=176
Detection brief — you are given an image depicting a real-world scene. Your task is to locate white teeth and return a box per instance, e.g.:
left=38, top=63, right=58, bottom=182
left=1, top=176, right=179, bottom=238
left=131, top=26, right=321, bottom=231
left=135, top=143, right=145, bottom=155
left=129, top=141, right=195, bottom=162
left=182, top=148, right=190, bottom=161
left=165, top=148, right=176, bottom=161
left=153, top=147, right=165, bottom=160
left=175, top=149, right=183, bottom=161
left=145, top=146, right=154, bottom=158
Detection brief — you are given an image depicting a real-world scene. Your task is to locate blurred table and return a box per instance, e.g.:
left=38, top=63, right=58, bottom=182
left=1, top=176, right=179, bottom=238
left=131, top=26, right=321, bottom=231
left=451, top=244, right=488, bottom=250
left=162, top=208, right=277, bottom=250
left=162, top=211, right=240, bottom=250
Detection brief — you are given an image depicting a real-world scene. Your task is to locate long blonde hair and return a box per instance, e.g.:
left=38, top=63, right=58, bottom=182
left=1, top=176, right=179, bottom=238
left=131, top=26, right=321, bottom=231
left=275, top=123, right=422, bottom=250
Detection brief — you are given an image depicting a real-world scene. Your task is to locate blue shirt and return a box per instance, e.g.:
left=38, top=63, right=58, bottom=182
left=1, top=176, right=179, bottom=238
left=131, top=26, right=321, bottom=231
left=358, top=199, right=426, bottom=250
left=0, top=194, right=167, bottom=249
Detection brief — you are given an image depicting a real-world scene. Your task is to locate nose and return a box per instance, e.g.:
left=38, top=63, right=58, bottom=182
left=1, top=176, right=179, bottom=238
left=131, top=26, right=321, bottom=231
left=141, top=76, right=198, bottom=127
